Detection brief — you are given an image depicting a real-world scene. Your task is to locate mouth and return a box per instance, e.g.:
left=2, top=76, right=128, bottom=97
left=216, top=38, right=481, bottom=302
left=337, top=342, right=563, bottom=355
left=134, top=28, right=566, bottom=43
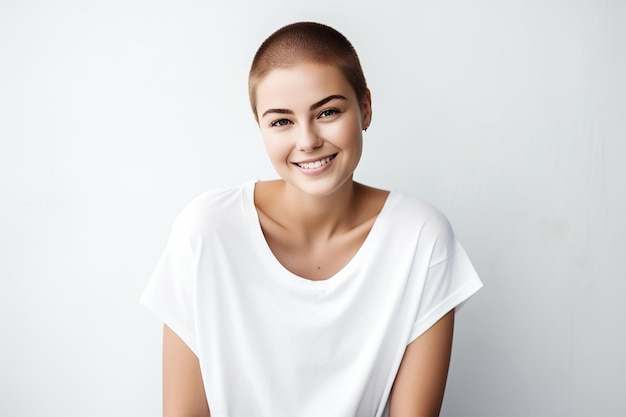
left=293, top=153, right=337, bottom=170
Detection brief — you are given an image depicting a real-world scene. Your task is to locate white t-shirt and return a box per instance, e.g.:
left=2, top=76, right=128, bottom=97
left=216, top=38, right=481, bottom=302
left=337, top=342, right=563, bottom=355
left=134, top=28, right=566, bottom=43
left=140, top=180, right=482, bottom=417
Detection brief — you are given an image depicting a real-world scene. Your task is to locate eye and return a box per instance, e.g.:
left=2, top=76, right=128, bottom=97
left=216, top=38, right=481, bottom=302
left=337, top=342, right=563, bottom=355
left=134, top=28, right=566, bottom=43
left=318, top=108, right=340, bottom=119
left=270, top=119, right=292, bottom=127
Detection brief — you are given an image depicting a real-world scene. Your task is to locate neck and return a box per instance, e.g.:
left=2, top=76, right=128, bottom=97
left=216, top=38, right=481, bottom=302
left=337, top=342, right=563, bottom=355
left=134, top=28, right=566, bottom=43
left=280, top=179, right=361, bottom=239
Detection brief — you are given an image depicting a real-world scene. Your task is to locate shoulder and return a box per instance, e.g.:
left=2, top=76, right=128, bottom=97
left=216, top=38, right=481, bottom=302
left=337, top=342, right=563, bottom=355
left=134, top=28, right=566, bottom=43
left=172, top=182, right=252, bottom=237
left=387, top=192, right=457, bottom=263
left=389, top=193, right=453, bottom=236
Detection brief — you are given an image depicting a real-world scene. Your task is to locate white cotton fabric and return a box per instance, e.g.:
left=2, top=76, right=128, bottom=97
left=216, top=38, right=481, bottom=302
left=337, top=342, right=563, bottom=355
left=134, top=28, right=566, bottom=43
left=140, top=180, right=482, bottom=417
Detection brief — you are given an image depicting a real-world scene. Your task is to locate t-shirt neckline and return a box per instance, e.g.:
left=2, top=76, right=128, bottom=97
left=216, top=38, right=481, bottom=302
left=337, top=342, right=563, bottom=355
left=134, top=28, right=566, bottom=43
left=243, top=180, right=397, bottom=290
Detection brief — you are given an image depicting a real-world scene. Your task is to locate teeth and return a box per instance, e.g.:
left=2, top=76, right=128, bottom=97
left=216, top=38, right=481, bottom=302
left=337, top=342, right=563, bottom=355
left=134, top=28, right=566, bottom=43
left=297, top=155, right=335, bottom=169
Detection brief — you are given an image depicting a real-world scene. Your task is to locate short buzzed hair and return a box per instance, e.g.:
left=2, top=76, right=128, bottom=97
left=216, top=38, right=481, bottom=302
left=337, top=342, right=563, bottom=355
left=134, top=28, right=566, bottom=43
left=248, top=22, right=368, bottom=116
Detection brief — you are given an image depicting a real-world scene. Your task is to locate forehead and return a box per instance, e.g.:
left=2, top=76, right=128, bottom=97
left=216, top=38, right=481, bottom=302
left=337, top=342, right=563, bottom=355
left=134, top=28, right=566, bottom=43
left=255, top=62, right=355, bottom=111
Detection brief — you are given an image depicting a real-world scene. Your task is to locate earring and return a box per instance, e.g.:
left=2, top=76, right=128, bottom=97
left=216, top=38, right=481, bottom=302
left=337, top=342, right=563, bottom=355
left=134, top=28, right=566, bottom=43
left=363, top=125, right=369, bottom=132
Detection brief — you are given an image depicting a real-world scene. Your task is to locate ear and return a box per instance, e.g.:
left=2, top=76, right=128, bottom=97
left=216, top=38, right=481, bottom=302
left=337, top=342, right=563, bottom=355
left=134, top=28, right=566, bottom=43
left=361, top=89, right=372, bottom=131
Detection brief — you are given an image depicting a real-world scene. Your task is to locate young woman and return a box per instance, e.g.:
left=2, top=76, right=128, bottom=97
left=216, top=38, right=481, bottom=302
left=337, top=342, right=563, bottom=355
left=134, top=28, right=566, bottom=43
left=141, top=22, right=482, bottom=417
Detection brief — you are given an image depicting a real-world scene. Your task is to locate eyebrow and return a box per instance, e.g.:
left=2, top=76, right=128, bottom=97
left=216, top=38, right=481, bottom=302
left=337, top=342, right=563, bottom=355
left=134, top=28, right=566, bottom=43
left=261, top=94, right=347, bottom=118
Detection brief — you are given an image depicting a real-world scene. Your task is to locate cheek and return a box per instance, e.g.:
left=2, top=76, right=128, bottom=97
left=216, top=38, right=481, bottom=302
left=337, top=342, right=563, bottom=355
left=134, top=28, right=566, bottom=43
left=324, top=118, right=362, bottom=144
left=262, top=135, right=292, bottom=162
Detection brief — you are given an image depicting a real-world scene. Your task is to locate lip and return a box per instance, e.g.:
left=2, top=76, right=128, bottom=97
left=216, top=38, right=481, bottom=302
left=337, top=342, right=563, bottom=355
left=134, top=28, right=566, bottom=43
left=292, top=153, right=337, bottom=176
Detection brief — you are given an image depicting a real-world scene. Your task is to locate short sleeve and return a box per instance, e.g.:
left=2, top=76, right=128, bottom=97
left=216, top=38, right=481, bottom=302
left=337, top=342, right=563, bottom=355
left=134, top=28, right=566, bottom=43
left=408, top=218, right=483, bottom=342
left=139, top=217, right=199, bottom=355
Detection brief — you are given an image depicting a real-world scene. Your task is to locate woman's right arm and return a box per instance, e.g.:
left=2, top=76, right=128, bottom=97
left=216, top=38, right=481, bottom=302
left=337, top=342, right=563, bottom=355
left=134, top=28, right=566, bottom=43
left=163, top=325, right=211, bottom=417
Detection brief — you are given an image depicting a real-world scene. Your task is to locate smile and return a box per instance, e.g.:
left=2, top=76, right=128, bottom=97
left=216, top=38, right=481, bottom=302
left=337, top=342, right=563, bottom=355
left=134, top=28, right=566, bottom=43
left=295, top=154, right=337, bottom=170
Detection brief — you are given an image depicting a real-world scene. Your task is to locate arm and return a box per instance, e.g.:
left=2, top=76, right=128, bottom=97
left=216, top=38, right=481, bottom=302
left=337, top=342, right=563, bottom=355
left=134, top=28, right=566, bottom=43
left=163, top=324, right=211, bottom=417
left=389, top=309, right=455, bottom=417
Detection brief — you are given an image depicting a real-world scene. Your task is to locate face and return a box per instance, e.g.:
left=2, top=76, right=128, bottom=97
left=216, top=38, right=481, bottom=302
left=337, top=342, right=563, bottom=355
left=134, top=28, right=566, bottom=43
left=255, top=62, right=372, bottom=198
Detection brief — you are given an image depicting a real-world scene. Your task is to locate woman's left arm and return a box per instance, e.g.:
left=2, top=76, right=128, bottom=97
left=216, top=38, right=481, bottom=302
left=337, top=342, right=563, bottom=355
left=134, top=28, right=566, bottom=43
left=389, top=309, right=455, bottom=417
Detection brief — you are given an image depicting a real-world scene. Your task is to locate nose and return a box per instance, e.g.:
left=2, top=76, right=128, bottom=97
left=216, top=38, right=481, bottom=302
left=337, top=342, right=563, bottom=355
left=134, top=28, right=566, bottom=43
left=296, top=123, right=323, bottom=152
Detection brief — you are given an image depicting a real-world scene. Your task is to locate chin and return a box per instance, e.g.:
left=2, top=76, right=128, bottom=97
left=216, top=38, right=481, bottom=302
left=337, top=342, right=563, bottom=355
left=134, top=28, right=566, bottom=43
left=285, top=176, right=354, bottom=198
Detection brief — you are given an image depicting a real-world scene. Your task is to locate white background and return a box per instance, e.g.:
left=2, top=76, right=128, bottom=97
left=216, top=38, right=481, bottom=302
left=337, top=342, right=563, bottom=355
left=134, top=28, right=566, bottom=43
left=1, top=1, right=625, bottom=416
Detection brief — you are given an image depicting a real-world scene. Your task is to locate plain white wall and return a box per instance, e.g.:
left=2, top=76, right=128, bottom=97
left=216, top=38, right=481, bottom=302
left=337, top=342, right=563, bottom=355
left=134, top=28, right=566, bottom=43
left=1, top=1, right=624, bottom=416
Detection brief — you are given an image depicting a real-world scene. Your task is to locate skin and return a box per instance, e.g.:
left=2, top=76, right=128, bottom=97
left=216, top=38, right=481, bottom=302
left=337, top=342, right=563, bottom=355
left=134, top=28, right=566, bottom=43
left=389, top=310, right=455, bottom=417
left=253, top=61, right=384, bottom=280
left=163, top=325, right=210, bottom=417
left=162, top=61, right=454, bottom=416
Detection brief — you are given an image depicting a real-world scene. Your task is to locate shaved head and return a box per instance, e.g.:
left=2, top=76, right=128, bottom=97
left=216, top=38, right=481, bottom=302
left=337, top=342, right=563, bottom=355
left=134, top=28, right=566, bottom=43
left=248, top=22, right=368, bottom=116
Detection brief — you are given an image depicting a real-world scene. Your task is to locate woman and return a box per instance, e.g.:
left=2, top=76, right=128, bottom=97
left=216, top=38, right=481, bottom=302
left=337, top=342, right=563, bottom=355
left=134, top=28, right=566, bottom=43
left=141, top=22, right=482, bottom=417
